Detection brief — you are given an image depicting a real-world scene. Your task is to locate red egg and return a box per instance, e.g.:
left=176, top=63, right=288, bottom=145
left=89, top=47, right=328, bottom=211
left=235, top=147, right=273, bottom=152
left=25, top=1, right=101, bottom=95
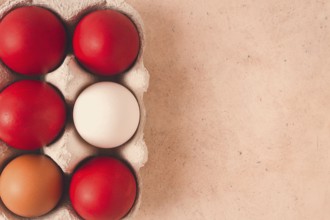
left=70, top=157, right=137, bottom=220
left=73, top=9, right=140, bottom=76
left=0, top=80, right=66, bottom=150
left=0, top=6, right=67, bottom=75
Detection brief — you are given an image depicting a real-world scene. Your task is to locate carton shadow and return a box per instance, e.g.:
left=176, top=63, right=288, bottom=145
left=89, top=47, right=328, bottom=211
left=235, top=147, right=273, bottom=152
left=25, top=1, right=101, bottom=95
left=136, top=2, right=194, bottom=216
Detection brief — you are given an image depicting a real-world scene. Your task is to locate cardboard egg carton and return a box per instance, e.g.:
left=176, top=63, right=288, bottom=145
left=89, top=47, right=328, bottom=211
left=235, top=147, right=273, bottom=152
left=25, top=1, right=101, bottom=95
left=0, top=0, right=149, bottom=219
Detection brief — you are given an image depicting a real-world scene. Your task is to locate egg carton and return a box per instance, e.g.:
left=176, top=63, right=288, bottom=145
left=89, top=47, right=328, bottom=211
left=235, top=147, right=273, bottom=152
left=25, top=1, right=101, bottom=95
left=0, top=0, right=149, bottom=219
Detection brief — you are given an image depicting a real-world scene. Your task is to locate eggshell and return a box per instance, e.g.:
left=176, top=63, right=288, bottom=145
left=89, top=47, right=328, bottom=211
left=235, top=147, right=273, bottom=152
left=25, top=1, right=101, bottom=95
left=69, top=157, right=137, bottom=220
left=73, top=9, right=140, bottom=76
left=0, top=154, right=63, bottom=218
left=0, top=6, right=67, bottom=75
left=0, top=80, right=67, bottom=150
left=73, top=82, right=140, bottom=149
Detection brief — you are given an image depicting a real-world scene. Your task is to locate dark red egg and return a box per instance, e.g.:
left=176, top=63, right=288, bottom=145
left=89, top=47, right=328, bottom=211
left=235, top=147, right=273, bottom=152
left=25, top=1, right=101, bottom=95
left=70, top=157, right=137, bottom=220
left=0, top=80, right=66, bottom=150
left=0, top=6, right=67, bottom=75
left=73, top=9, right=140, bottom=76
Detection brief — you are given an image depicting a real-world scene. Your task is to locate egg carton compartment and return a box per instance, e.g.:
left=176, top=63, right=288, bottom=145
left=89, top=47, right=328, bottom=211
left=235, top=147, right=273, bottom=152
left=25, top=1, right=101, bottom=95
left=0, top=0, right=149, bottom=219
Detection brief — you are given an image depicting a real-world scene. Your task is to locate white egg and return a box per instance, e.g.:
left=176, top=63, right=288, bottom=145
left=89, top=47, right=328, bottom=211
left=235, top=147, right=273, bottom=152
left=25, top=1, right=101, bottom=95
left=73, top=82, right=140, bottom=148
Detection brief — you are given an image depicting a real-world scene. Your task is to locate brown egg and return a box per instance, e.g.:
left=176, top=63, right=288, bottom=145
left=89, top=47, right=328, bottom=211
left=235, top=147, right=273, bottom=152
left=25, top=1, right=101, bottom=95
left=0, top=154, right=63, bottom=217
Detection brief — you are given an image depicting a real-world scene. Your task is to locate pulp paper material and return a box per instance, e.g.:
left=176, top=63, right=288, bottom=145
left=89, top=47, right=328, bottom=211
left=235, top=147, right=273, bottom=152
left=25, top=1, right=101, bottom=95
left=0, top=0, right=149, bottom=219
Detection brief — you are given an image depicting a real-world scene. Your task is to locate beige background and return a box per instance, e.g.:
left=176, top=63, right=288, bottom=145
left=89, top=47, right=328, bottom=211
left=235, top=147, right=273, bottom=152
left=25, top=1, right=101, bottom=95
left=128, top=0, right=330, bottom=219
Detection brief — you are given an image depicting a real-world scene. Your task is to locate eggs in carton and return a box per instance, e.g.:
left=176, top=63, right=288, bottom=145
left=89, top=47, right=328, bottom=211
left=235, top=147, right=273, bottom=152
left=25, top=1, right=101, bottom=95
left=0, top=0, right=149, bottom=219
